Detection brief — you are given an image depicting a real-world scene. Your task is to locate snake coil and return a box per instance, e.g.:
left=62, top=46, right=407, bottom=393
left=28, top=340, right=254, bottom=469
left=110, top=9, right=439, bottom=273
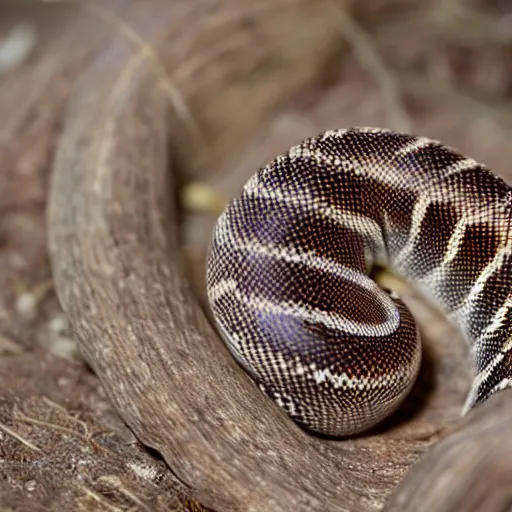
left=206, top=127, right=512, bottom=436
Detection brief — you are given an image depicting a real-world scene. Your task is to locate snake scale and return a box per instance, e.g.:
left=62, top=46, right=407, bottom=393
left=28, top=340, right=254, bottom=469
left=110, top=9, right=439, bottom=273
left=206, top=127, right=512, bottom=436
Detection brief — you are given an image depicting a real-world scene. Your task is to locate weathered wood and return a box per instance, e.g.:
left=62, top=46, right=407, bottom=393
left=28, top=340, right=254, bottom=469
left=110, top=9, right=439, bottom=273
left=386, top=389, right=512, bottom=512
left=46, top=1, right=512, bottom=511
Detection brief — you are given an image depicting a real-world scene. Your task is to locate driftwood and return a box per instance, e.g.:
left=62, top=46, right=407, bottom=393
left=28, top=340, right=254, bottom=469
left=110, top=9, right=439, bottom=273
left=45, top=0, right=512, bottom=511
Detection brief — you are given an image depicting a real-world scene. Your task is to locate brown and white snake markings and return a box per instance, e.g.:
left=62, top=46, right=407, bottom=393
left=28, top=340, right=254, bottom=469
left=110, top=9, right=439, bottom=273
left=206, top=127, right=512, bottom=436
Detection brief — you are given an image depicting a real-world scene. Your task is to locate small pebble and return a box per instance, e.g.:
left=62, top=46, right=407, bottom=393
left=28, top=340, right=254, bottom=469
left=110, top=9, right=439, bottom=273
left=46, top=335, right=78, bottom=360
left=48, top=314, right=69, bottom=334
left=24, top=480, right=37, bottom=492
left=0, top=23, right=37, bottom=74
left=181, top=182, right=226, bottom=213
left=57, top=377, right=71, bottom=388
left=15, top=292, right=37, bottom=321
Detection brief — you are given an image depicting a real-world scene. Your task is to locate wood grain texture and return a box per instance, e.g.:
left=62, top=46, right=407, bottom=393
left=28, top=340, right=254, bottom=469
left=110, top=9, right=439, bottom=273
left=46, top=1, right=512, bottom=511
left=387, top=389, right=512, bottom=511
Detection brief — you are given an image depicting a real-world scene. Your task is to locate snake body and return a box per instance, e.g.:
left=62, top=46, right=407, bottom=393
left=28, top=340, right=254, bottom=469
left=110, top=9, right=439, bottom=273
left=206, top=127, right=512, bottom=436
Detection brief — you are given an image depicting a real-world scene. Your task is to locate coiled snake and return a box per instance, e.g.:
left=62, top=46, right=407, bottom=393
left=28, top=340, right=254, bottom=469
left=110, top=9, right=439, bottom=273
left=206, top=127, right=512, bottom=436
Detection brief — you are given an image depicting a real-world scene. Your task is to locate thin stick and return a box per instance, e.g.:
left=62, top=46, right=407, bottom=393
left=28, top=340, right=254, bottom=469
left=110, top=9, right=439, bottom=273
left=14, top=411, right=105, bottom=453
left=329, top=3, right=411, bottom=132
left=0, top=421, right=45, bottom=454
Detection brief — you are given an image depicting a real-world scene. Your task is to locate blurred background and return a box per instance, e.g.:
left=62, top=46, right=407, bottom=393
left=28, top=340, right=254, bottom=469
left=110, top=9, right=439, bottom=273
left=0, top=0, right=511, bottom=510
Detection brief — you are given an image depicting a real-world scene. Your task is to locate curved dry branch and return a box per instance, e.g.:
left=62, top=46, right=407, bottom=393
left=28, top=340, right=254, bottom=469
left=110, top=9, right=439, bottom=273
left=47, top=39, right=354, bottom=512
left=47, top=1, right=512, bottom=511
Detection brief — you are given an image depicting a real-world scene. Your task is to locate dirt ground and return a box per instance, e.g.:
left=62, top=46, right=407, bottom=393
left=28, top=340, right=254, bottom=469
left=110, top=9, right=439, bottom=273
left=1, top=0, right=512, bottom=510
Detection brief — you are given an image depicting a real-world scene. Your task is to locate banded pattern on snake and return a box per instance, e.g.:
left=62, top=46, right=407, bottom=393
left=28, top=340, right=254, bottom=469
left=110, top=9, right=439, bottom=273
left=206, top=127, right=512, bottom=436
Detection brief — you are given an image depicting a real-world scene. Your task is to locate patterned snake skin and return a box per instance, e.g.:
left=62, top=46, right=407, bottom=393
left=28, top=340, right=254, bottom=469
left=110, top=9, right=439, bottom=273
left=206, top=127, right=512, bottom=436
